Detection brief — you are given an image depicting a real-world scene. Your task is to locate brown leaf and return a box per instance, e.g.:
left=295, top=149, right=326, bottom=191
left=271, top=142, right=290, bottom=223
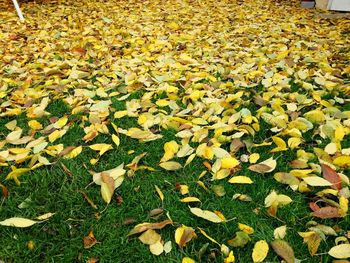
left=322, top=164, right=342, bottom=190
left=101, top=172, right=115, bottom=196
left=289, top=160, right=309, bottom=169
left=127, top=220, right=173, bottom=236
left=71, top=47, right=87, bottom=56
left=0, top=184, right=9, bottom=199
left=249, top=164, right=272, bottom=173
left=123, top=218, right=136, bottom=225
left=203, top=161, right=212, bottom=171
left=179, top=228, right=196, bottom=247
left=61, top=163, right=73, bottom=177
left=271, top=239, right=295, bottom=263
left=149, top=208, right=164, bottom=217
left=87, top=257, right=99, bottom=263
left=309, top=202, right=321, bottom=212
left=59, top=146, right=76, bottom=157
left=79, top=190, right=98, bottom=209
left=230, top=139, right=245, bottom=153
left=116, top=195, right=123, bottom=205
left=312, top=206, right=342, bottom=219
left=83, top=231, right=97, bottom=249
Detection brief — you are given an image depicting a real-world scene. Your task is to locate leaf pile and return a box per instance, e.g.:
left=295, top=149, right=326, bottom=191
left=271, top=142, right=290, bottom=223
left=0, top=0, right=349, bottom=261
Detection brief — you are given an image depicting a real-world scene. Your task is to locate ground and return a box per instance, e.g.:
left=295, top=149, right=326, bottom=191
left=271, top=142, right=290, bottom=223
left=0, top=0, right=349, bottom=262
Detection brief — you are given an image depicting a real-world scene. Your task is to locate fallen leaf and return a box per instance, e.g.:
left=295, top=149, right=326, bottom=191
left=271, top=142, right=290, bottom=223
left=228, top=176, right=253, bottom=184
left=271, top=239, right=295, bottom=263
left=252, top=240, right=269, bottom=262
left=154, top=185, right=164, bottom=201
left=322, top=164, right=342, bottom=190
left=84, top=231, right=97, bottom=249
left=159, top=161, right=182, bottom=171
left=328, top=244, right=350, bottom=259
left=128, top=220, right=173, bottom=236
left=0, top=217, right=38, bottom=228
left=139, top=229, right=161, bottom=245
left=175, top=225, right=196, bottom=247
left=189, top=207, right=225, bottom=223
left=249, top=158, right=276, bottom=174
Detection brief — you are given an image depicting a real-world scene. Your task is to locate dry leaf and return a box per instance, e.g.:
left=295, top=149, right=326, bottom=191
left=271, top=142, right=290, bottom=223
left=249, top=158, right=276, bottom=174
left=84, top=231, right=97, bottom=249
left=271, top=239, right=295, bottom=263
left=175, top=225, right=196, bottom=247
left=0, top=217, right=38, bottom=228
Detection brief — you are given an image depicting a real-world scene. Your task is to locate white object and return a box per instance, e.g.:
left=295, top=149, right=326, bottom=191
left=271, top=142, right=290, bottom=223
left=328, top=0, right=350, bottom=11
left=11, top=0, right=25, bottom=21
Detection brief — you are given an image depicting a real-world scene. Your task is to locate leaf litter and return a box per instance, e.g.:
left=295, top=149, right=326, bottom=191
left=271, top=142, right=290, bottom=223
left=0, top=0, right=349, bottom=261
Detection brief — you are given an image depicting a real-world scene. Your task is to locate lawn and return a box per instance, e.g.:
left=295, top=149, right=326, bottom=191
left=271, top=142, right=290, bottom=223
left=0, top=0, right=349, bottom=262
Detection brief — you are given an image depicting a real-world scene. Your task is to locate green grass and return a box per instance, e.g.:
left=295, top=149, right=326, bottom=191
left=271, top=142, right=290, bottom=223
left=1, top=94, right=348, bottom=263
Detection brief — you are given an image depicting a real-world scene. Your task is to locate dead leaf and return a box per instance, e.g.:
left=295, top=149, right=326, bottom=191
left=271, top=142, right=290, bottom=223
left=271, top=239, right=295, bottom=263
left=83, top=231, right=97, bottom=249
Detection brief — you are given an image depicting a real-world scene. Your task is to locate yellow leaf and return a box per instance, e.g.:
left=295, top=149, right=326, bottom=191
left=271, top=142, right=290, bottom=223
left=185, top=153, right=196, bottom=166
left=228, top=176, right=253, bottom=184
left=334, top=126, right=345, bottom=141
left=214, top=169, right=231, bottom=180
left=112, top=134, right=120, bottom=146
left=271, top=136, right=287, bottom=153
left=288, top=137, right=302, bottom=149
left=198, top=227, right=220, bottom=246
left=249, top=153, right=260, bottom=164
left=328, top=244, right=350, bottom=259
left=333, top=156, right=350, bottom=167
left=100, top=173, right=115, bottom=204
left=168, top=21, right=180, bottom=30
left=53, top=116, right=68, bottom=128
left=89, top=143, right=113, bottom=156
left=274, top=225, right=287, bottom=239
left=324, top=143, right=337, bottom=155
left=139, top=229, right=161, bottom=245
left=189, top=207, right=225, bottom=223
left=0, top=217, right=38, bottom=228
left=304, top=109, right=326, bottom=123
left=6, top=167, right=31, bottom=185
left=36, top=212, right=55, bottom=220
left=161, top=141, right=179, bottom=162
left=5, top=120, right=17, bottom=130
left=154, top=185, right=164, bottom=201
left=63, top=146, right=83, bottom=159
left=224, top=251, right=235, bottom=263
left=175, top=225, right=196, bottom=247
left=159, top=161, right=182, bottom=171
left=48, top=130, right=65, bottom=143
left=182, top=257, right=195, bottom=263
left=149, top=240, right=164, bottom=256
left=252, top=240, right=269, bottom=262
left=6, top=129, right=22, bottom=142
left=28, top=120, right=43, bottom=130
left=303, top=176, right=333, bottom=187
left=238, top=223, right=254, bottom=234
left=180, top=197, right=201, bottom=203
left=221, top=157, right=240, bottom=169
left=339, top=196, right=348, bottom=216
